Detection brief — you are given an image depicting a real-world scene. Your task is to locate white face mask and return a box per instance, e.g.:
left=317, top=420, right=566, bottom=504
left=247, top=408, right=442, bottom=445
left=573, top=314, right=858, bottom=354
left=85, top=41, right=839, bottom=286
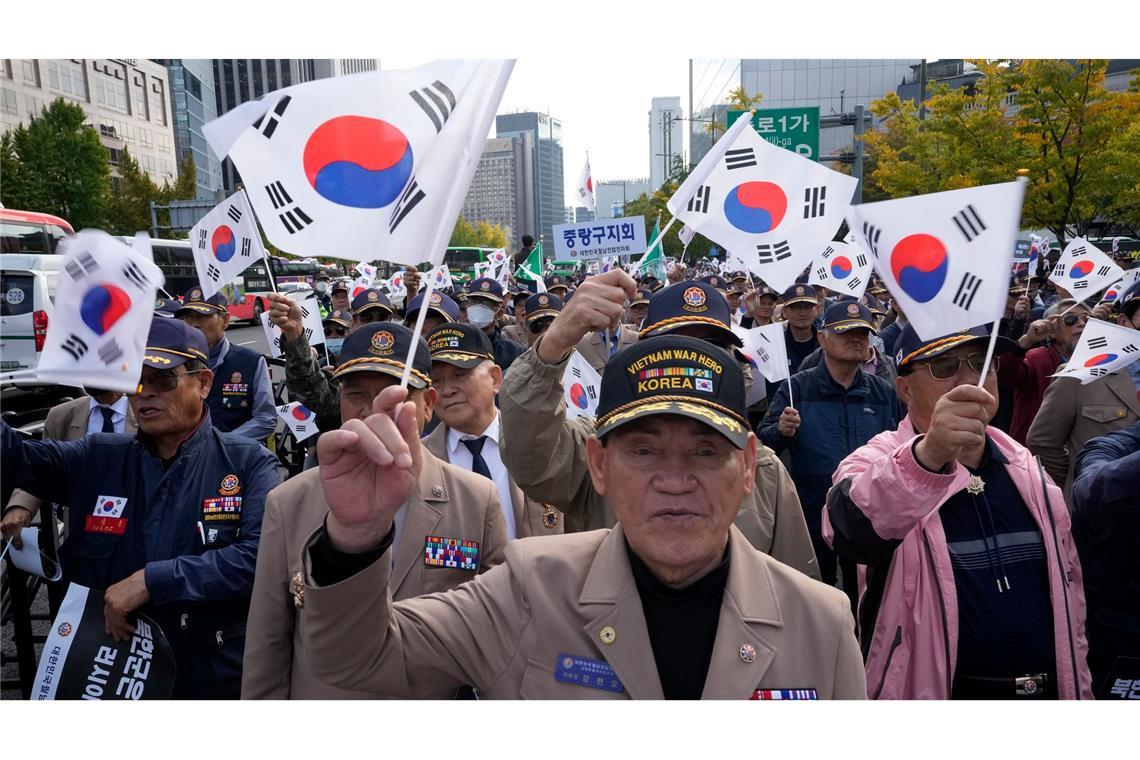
left=315, top=282, right=328, bottom=293
left=467, top=304, right=496, bottom=328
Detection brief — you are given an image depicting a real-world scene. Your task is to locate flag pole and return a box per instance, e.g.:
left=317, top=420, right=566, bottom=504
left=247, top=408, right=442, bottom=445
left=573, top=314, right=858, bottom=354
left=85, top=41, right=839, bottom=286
left=642, top=217, right=678, bottom=270
left=1058, top=293, right=1097, bottom=318
left=400, top=271, right=436, bottom=389
left=242, top=188, right=279, bottom=294
left=978, top=169, right=1030, bottom=386
left=786, top=375, right=794, bottom=411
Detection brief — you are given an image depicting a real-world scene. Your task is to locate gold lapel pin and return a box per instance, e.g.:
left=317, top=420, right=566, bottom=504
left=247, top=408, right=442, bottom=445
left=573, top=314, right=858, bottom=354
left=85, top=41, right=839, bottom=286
left=291, top=572, right=305, bottom=609
left=740, top=643, right=757, bottom=663
left=599, top=625, right=617, bottom=645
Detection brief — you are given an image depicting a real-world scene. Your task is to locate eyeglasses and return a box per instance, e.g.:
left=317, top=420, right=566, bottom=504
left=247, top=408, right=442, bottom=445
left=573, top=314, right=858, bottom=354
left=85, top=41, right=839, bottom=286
left=1062, top=313, right=1088, bottom=327
left=136, top=369, right=204, bottom=394
left=915, top=352, right=995, bottom=381
left=324, top=326, right=348, bottom=338
left=529, top=319, right=553, bottom=335
left=355, top=311, right=388, bottom=324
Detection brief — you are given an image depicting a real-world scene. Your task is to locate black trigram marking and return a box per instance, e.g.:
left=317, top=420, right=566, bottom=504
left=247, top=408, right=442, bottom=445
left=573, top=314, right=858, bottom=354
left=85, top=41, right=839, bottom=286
left=197, top=228, right=208, bottom=250
left=846, top=276, right=862, bottom=291
left=571, top=366, right=582, bottom=379
left=953, top=271, right=982, bottom=310
left=253, top=95, right=291, bottom=140
left=98, top=339, right=123, bottom=365
left=687, top=185, right=710, bottom=214
left=820, top=245, right=836, bottom=259
left=1122, top=343, right=1138, bottom=354
left=265, top=181, right=313, bottom=234
left=409, top=80, right=456, bottom=133
left=389, top=177, right=426, bottom=234
left=1088, top=336, right=1109, bottom=350
left=277, top=405, right=290, bottom=415
left=855, top=253, right=868, bottom=268
left=587, top=386, right=597, bottom=400
left=227, top=205, right=243, bottom=224
left=862, top=223, right=882, bottom=256
left=294, top=424, right=307, bottom=434
left=206, top=264, right=221, bottom=282
left=121, top=261, right=149, bottom=290
left=65, top=252, right=99, bottom=281
left=272, top=334, right=285, bottom=352
left=1068, top=245, right=1086, bottom=258
left=1072, top=280, right=1089, bottom=290
left=1096, top=265, right=1112, bottom=277
left=240, top=239, right=252, bottom=258
left=1089, top=367, right=1109, bottom=377
left=303, top=327, right=314, bottom=342
left=951, top=204, right=987, bottom=242
left=725, top=148, right=757, bottom=170
left=756, top=241, right=792, bottom=264
left=61, top=334, right=89, bottom=361
left=1053, top=264, right=1067, bottom=277
left=815, top=266, right=827, bottom=280
left=759, top=332, right=772, bottom=344
left=803, top=186, right=826, bottom=219
left=300, top=304, right=311, bottom=319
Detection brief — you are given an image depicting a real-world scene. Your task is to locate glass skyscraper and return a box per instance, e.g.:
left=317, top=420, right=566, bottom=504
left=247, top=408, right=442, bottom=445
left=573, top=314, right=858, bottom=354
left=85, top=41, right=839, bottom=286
left=496, top=111, right=564, bottom=250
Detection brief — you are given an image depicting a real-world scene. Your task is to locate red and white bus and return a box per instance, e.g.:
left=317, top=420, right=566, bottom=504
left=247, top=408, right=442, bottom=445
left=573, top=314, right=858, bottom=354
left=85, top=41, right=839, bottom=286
left=0, top=209, right=74, bottom=254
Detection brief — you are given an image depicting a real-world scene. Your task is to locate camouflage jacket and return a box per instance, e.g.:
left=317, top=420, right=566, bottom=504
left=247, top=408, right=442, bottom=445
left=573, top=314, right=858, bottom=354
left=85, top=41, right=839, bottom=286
left=283, top=331, right=340, bottom=422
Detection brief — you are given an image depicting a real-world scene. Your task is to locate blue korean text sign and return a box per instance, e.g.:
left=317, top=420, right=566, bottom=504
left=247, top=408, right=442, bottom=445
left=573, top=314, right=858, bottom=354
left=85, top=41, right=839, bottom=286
left=727, top=107, right=821, bottom=161
left=553, top=215, right=648, bottom=261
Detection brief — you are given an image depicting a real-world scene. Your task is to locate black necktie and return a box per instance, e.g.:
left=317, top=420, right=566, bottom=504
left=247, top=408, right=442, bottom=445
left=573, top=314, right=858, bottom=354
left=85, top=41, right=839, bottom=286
left=462, top=436, right=492, bottom=481
left=100, top=406, right=116, bottom=434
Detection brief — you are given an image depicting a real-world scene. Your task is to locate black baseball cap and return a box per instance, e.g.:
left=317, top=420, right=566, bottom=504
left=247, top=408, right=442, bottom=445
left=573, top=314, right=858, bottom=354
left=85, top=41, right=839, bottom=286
left=143, top=317, right=209, bottom=368
left=595, top=335, right=749, bottom=449
left=1119, top=280, right=1140, bottom=317
left=699, top=274, right=729, bottom=295
left=821, top=301, right=877, bottom=334
left=546, top=275, right=570, bottom=293
left=630, top=288, right=652, bottom=307
left=322, top=309, right=352, bottom=328
left=331, top=322, right=431, bottom=388
left=177, top=287, right=228, bottom=316
left=405, top=290, right=460, bottom=324
left=351, top=288, right=393, bottom=317
left=781, top=284, right=817, bottom=307
left=154, top=297, right=181, bottom=318
left=639, top=280, right=743, bottom=348
left=895, top=324, right=1016, bottom=374
left=859, top=293, right=887, bottom=316
left=467, top=277, right=504, bottom=304
left=525, top=292, right=562, bottom=322
left=427, top=323, right=495, bottom=369
left=331, top=279, right=349, bottom=295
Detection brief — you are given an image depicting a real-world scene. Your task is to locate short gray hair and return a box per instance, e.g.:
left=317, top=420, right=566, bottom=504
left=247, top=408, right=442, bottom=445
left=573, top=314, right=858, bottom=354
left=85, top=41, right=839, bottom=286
left=1044, top=299, right=1085, bottom=318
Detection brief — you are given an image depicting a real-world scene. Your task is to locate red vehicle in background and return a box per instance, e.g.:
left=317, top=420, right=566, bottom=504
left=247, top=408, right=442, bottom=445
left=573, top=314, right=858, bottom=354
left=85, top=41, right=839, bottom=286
left=0, top=209, right=74, bottom=254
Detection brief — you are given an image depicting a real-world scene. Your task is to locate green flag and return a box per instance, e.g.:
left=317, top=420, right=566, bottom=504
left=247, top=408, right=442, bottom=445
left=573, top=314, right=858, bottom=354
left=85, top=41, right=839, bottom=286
left=515, top=241, right=544, bottom=281
left=635, top=217, right=666, bottom=281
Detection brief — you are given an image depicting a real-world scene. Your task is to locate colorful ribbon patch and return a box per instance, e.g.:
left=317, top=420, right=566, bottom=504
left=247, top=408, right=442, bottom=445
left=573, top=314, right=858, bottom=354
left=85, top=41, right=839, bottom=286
left=423, top=536, right=479, bottom=571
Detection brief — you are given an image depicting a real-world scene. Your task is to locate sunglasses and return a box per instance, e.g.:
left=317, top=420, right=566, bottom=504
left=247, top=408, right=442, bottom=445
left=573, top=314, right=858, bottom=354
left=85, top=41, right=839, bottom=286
left=137, top=369, right=204, bottom=394
left=915, top=352, right=995, bottom=381
left=529, top=319, right=553, bottom=335
left=355, top=311, right=388, bottom=324
left=1062, top=313, right=1088, bottom=327
left=324, top=325, right=348, bottom=338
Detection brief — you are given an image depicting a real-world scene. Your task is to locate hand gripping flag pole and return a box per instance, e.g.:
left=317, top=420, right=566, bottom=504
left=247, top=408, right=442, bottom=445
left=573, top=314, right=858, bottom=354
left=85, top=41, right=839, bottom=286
left=976, top=171, right=1030, bottom=386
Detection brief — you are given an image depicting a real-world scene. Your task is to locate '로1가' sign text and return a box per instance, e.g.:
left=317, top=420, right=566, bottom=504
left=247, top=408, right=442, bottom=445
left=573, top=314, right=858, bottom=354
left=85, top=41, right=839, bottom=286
left=727, top=107, right=821, bottom=161
left=552, top=215, right=648, bottom=261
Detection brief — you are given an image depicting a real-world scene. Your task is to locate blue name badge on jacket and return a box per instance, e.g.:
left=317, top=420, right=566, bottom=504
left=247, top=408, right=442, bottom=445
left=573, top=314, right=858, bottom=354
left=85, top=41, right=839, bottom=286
left=555, top=653, right=625, bottom=694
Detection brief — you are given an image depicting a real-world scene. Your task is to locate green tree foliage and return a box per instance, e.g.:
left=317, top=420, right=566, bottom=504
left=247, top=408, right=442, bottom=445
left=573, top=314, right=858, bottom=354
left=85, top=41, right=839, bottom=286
left=105, top=149, right=198, bottom=237
left=623, top=181, right=716, bottom=265
left=704, top=86, right=764, bottom=143
left=0, top=98, right=111, bottom=229
left=449, top=216, right=509, bottom=248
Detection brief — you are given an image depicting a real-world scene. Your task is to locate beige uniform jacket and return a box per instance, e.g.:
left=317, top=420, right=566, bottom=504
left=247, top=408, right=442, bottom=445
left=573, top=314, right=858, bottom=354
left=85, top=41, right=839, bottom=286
left=574, top=326, right=640, bottom=375
left=1025, top=370, right=1140, bottom=499
left=241, top=451, right=508, bottom=699
left=499, top=344, right=819, bottom=580
left=422, top=421, right=564, bottom=537
left=501, top=323, right=528, bottom=347
left=299, top=524, right=866, bottom=699
left=5, top=396, right=138, bottom=514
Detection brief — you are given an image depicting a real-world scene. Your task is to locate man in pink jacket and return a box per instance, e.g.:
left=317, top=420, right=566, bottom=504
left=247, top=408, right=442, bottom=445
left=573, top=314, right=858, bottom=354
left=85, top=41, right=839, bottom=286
left=823, top=323, right=1093, bottom=700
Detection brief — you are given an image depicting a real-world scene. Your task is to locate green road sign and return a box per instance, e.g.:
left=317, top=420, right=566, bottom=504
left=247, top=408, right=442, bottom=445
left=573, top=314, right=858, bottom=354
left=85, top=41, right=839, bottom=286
left=727, top=107, right=821, bottom=162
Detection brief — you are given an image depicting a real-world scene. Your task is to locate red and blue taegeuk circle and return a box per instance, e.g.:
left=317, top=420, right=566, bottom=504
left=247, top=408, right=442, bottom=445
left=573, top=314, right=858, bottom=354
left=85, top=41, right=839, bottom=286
left=569, top=383, right=590, bottom=409
left=80, top=284, right=131, bottom=336
left=830, top=256, right=853, bottom=279
left=1070, top=260, right=1094, bottom=279
left=1084, top=353, right=1118, bottom=368
left=302, top=116, right=413, bottom=209
left=1103, top=288, right=1119, bottom=302
left=890, top=234, right=949, bottom=303
left=291, top=405, right=313, bottom=421
left=211, top=225, right=236, bottom=262
left=99, top=500, right=117, bottom=514
left=723, top=181, right=787, bottom=234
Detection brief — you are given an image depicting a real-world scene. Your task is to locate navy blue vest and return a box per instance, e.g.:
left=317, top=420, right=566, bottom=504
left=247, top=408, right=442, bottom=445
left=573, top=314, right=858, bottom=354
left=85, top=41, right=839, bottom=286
left=207, top=342, right=263, bottom=433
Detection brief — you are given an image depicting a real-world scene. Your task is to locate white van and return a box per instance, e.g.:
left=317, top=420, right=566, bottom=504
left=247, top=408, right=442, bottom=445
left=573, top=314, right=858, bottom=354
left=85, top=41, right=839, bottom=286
left=0, top=253, right=63, bottom=380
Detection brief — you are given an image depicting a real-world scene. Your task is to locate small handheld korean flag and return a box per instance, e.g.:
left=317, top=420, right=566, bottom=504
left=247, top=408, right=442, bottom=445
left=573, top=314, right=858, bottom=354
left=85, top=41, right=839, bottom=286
left=189, top=189, right=265, bottom=299
left=732, top=322, right=789, bottom=406
left=678, top=224, right=695, bottom=251
left=576, top=154, right=595, bottom=210
left=845, top=179, right=1026, bottom=341
left=16, top=230, right=164, bottom=393
left=349, top=277, right=371, bottom=301
left=276, top=402, right=320, bottom=442
left=563, top=351, right=602, bottom=419
left=808, top=236, right=874, bottom=298
left=203, top=60, right=514, bottom=267
left=1049, top=238, right=1123, bottom=302
left=260, top=296, right=326, bottom=359
left=1051, top=319, right=1140, bottom=384
left=427, top=263, right=455, bottom=291
left=354, top=262, right=378, bottom=285
left=383, top=271, right=408, bottom=301
left=668, top=114, right=857, bottom=292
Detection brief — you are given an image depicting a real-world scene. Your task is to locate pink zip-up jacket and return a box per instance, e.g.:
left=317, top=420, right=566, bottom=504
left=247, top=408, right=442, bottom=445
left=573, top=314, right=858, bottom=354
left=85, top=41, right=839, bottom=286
left=822, top=416, right=1093, bottom=699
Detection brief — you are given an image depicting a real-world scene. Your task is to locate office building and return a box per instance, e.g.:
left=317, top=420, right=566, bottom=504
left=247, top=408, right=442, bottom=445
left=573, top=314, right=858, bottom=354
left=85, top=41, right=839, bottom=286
left=0, top=58, right=179, bottom=187
left=595, top=177, right=650, bottom=219
left=649, top=96, right=683, bottom=191
left=157, top=59, right=223, bottom=201
left=461, top=135, right=535, bottom=245
left=311, top=59, right=382, bottom=79
left=496, top=111, right=564, bottom=250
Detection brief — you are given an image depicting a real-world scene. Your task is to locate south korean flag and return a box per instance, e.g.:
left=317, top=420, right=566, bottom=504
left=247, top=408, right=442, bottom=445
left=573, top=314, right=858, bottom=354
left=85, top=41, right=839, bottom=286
left=808, top=233, right=874, bottom=298
left=563, top=351, right=602, bottom=419
left=189, top=189, right=265, bottom=300
left=203, top=60, right=514, bottom=267
left=845, top=179, right=1026, bottom=341
left=427, top=263, right=455, bottom=292
left=276, top=402, right=320, bottom=442
left=21, top=230, right=164, bottom=393
left=1048, top=238, right=1123, bottom=301
left=667, top=112, right=857, bottom=292
left=260, top=296, right=326, bottom=360
left=1051, top=318, right=1140, bottom=384
left=354, top=262, right=378, bottom=285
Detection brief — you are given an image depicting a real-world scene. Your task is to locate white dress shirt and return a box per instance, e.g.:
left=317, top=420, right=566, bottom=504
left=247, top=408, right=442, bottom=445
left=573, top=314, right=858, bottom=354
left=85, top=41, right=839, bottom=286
left=446, top=412, right=517, bottom=540
left=86, top=395, right=130, bottom=435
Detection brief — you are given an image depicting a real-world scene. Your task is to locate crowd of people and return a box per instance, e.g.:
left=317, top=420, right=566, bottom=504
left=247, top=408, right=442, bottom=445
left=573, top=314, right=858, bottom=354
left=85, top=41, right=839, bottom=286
left=2, top=239, right=1139, bottom=701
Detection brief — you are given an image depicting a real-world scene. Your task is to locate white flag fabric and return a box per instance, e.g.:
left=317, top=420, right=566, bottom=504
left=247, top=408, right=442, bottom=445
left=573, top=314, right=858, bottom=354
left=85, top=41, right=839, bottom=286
left=563, top=351, right=602, bottom=419
left=1049, top=238, right=1124, bottom=302
left=808, top=239, right=874, bottom=298
left=845, top=179, right=1026, bottom=341
left=668, top=117, right=857, bottom=292
left=1101, top=268, right=1140, bottom=304
left=189, top=189, right=265, bottom=299
left=203, top=60, right=514, bottom=266
left=473, top=261, right=492, bottom=279
left=349, top=277, right=371, bottom=301
left=32, top=230, right=164, bottom=393
left=427, top=263, right=455, bottom=292
left=382, top=271, right=408, bottom=301
left=354, top=262, right=378, bottom=285
left=1051, top=318, right=1140, bottom=384
left=678, top=224, right=695, bottom=248
left=260, top=296, right=326, bottom=358
left=276, top=402, right=320, bottom=442
left=732, top=321, right=789, bottom=391
left=576, top=155, right=595, bottom=210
